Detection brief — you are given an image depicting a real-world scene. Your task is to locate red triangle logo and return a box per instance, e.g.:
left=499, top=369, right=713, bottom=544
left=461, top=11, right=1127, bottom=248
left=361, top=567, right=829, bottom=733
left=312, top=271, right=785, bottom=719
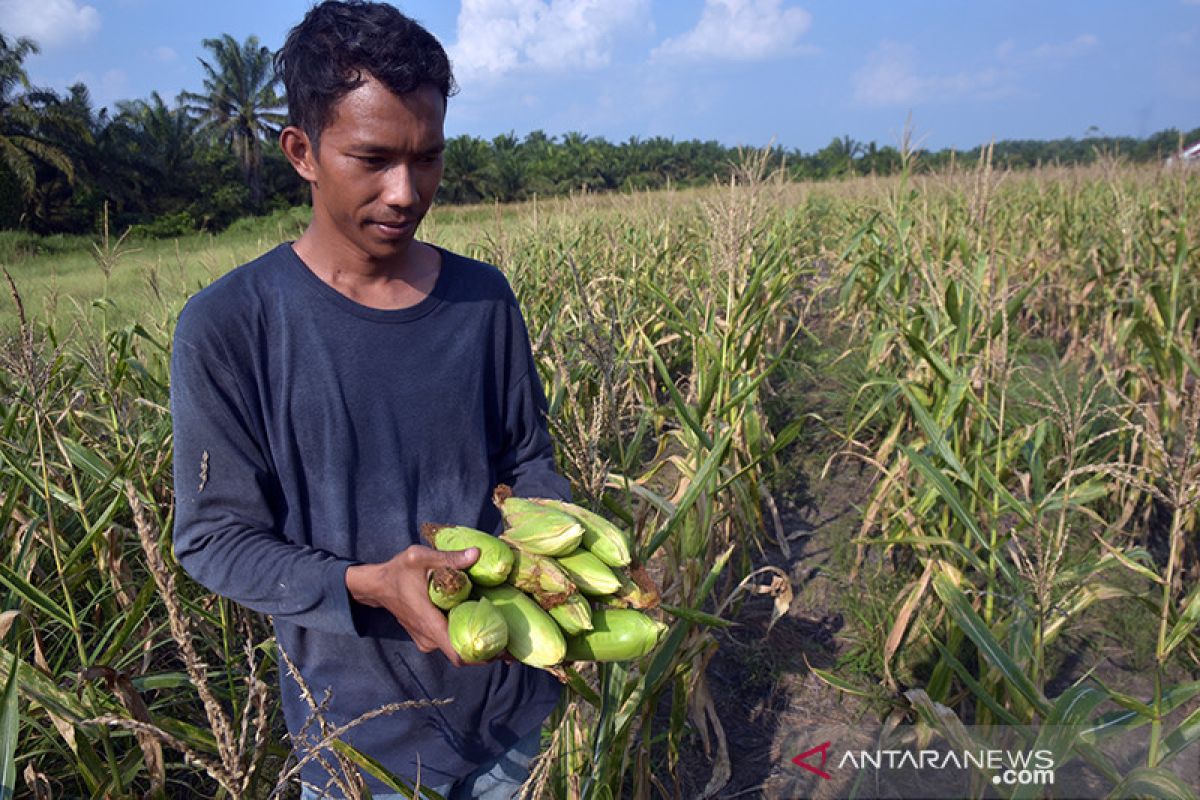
left=792, top=741, right=833, bottom=780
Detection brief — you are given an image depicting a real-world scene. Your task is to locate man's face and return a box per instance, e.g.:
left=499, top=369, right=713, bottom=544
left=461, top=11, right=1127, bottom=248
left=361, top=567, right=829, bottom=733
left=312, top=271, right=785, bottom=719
left=294, top=77, right=445, bottom=263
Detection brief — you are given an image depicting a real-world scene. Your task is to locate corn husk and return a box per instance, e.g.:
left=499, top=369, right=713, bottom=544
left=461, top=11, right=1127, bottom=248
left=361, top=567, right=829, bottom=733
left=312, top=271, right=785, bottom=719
left=477, top=585, right=566, bottom=667
left=564, top=609, right=668, bottom=662
left=494, top=486, right=583, bottom=556
left=531, top=498, right=632, bottom=567
left=554, top=549, right=621, bottom=596
left=421, top=523, right=513, bottom=587
left=448, top=598, right=508, bottom=662
left=601, top=565, right=661, bottom=610
left=508, top=548, right=576, bottom=605
left=428, top=567, right=472, bottom=610
left=547, top=593, right=593, bottom=635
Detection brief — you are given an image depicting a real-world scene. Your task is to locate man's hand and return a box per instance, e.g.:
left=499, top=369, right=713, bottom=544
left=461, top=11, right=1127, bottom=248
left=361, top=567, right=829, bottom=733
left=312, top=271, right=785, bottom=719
left=345, top=544, right=481, bottom=667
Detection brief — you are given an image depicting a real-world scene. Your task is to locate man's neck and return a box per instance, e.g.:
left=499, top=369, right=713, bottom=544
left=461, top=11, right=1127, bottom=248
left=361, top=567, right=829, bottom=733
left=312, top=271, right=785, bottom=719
left=291, top=225, right=441, bottom=310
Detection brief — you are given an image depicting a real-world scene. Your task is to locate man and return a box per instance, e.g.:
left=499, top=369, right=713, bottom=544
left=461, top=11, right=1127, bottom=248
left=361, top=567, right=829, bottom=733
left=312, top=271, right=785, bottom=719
left=169, top=2, right=568, bottom=797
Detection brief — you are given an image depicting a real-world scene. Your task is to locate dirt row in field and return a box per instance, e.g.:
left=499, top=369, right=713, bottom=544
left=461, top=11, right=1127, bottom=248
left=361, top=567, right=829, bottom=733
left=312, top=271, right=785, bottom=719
left=671, top=422, right=877, bottom=799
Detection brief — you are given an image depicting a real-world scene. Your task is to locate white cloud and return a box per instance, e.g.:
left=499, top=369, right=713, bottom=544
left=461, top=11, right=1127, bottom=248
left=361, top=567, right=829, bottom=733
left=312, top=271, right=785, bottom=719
left=450, top=0, right=650, bottom=83
left=151, top=45, right=177, bottom=63
left=1028, top=33, right=1099, bottom=61
left=993, top=33, right=1099, bottom=66
left=855, top=33, right=1098, bottom=108
left=853, top=41, right=1007, bottom=108
left=651, top=0, right=812, bottom=63
left=0, top=0, right=100, bottom=47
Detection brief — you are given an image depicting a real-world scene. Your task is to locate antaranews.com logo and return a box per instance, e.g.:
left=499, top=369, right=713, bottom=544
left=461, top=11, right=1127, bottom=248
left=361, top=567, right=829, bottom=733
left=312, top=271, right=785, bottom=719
left=791, top=739, right=1055, bottom=788
left=779, top=724, right=1199, bottom=799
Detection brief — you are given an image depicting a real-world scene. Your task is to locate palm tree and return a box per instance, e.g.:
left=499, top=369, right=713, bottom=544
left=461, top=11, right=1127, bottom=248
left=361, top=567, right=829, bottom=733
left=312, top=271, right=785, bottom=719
left=441, top=134, right=494, bottom=203
left=117, top=91, right=198, bottom=186
left=183, top=34, right=285, bottom=210
left=0, top=34, right=77, bottom=208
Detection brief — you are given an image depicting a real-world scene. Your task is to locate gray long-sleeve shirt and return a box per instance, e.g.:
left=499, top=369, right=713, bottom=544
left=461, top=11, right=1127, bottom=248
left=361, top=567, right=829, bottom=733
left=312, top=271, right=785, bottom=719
left=170, top=242, right=567, bottom=794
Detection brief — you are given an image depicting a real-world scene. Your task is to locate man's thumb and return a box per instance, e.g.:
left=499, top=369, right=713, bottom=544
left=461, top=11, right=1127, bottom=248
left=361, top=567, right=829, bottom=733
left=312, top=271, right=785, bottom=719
left=443, top=547, right=480, bottom=569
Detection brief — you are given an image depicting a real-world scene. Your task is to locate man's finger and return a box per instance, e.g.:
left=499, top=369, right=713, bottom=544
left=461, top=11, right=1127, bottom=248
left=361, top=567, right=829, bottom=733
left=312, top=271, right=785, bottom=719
left=439, top=546, right=480, bottom=570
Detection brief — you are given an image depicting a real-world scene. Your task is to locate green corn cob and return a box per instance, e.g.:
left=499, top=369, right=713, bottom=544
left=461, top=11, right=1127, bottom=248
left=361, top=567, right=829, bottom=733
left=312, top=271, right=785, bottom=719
left=477, top=585, right=566, bottom=667
left=508, top=547, right=576, bottom=602
left=564, top=609, right=668, bottom=662
left=547, top=592, right=593, bottom=635
left=494, top=486, right=583, bottom=556
left=530, top=498, right=632, bottom=567
left=554, top=549, right=621, bottom=596
left=422, top=523, right=513, bottom=587
left=428, top=567, right=472, bottom=610
left=448, top=598, right=508, bottom=662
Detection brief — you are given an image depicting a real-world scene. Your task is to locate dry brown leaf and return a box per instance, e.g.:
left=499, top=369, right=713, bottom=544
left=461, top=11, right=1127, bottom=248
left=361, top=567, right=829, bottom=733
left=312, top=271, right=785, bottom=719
left=81, top=666, right=165, bottom=794
left=687, top=647, right=731, bottom=800
left=0, top=609, right=20, bottom=641
left=882, top=558, right=934, bottom=691
left=23, top=764, right=52, bottom=800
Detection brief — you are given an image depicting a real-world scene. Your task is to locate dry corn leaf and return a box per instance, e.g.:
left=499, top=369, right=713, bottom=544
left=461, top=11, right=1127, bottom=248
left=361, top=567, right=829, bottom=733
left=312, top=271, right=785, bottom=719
left=34, top=680, right=77, bottom=755
left=0, top=610, right=20, bottom=641
left=23, top=764, right=52, bottom=800
left=883, top=558, right=934, bottom=691
left=81, top=666, right=164, bottom=794
left=741, top=567, right=793, bottom=634
left=687, top=646, right=731, bottom=800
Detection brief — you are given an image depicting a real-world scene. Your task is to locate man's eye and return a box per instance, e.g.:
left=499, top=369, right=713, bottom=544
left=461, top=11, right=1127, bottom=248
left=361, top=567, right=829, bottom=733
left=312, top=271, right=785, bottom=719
left=356, top=156, right=387, bottom=167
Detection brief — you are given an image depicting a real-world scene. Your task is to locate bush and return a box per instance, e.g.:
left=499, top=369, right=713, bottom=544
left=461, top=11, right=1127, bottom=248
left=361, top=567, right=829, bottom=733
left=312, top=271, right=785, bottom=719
left=127, top=211, right=199, bottom=240
left=0, top=229, right=92, bottom=262
left=221, top=205, right=311, bottom=241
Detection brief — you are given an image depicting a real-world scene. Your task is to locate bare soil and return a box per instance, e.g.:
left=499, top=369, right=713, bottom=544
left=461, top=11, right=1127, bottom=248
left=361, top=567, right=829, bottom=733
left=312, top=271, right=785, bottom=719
left=672, top=447, right=878, bottom=799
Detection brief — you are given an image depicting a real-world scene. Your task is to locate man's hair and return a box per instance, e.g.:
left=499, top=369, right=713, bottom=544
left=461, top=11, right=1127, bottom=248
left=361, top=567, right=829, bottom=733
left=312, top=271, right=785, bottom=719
left=275, top=0, right=457, bottom=147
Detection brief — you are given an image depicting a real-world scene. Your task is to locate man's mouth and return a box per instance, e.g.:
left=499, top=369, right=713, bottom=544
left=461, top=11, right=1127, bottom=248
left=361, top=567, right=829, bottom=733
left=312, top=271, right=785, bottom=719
left=370, top=219, right=416, bottom=237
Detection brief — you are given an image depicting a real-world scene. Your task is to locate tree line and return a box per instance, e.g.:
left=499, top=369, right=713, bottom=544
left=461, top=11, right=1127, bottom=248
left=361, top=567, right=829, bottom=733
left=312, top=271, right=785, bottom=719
left=2, top=32, right=1197, bottom=237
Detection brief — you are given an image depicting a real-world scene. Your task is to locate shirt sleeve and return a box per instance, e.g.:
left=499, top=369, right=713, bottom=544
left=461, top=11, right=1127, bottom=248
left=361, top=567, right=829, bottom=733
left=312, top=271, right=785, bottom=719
left=170, top=316, right=359, bottom=635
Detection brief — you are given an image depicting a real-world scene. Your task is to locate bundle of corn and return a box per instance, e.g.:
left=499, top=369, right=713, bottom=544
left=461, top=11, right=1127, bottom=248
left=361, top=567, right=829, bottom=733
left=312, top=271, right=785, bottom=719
left=424, top=489, right=667, bottom=667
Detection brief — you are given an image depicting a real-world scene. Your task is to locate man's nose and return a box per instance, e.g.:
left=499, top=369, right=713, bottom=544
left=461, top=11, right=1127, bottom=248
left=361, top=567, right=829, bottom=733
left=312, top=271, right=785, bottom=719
left=381, top=164, right=420, bottom=208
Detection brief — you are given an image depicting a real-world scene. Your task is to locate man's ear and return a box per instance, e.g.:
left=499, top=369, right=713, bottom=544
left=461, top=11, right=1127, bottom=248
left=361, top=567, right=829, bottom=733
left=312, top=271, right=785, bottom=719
left=280, top=126, right=318, bottom=182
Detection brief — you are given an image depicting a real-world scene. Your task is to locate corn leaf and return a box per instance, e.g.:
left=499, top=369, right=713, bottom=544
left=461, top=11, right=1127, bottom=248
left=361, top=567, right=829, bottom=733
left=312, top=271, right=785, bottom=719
left=907, top=450, right=1019, bottom=587
left=806, top=663, right=875, bottom=698
left=643, top=333, right=712, bottom=450
left=659, top=604, right=734, bottom=629
left=641, top=431, right=732, bottom=561
left=329, top=739, right=437, bottom=799
left=1157, top=704, right=1200, bottom=769
left=1104, top=767, right=1198, bottom=800
left=927, top=625, right=1026, bottom=728
left=931, top=572, right=1048, bottom=715
left=0, top=650, right=19, bottom=800
left=1163, top=582, right=1200, bottom=657
left=1012, top=684, right=1111, bottom=800
left=0, top=563, right=70, bottom=627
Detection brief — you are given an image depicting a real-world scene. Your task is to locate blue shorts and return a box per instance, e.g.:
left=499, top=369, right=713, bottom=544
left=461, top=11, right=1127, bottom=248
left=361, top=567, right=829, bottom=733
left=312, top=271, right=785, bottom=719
left=300, top=725, right=543, bottom=800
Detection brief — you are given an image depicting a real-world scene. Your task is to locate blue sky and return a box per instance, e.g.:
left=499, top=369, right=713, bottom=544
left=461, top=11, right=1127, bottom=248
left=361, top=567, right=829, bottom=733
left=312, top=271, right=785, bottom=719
left=2, top=0, right=1197, bottom=153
